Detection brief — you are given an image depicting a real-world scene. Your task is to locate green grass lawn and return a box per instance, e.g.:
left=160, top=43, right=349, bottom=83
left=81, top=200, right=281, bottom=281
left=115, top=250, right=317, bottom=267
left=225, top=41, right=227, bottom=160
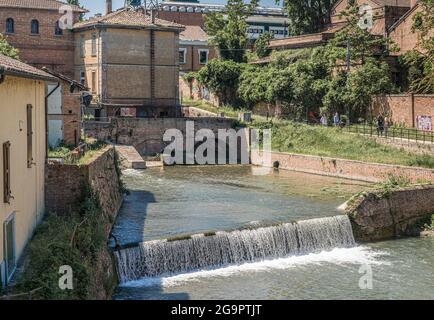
left=251, top=119, right=434, bottom=169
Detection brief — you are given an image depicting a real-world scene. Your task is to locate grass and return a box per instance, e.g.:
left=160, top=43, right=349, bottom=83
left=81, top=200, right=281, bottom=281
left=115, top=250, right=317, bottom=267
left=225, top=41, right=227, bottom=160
left=182, top=98, right=252, bottom=119
left=48, top=140, right=107, bottom=165
left=251, top=119, right=434, bottom=169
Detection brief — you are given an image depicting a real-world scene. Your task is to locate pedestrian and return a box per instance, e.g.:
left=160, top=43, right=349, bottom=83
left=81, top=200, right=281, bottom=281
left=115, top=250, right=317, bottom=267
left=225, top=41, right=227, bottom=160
left=320, top=114, right=328, bottom=126
left=384, top=117, right=390, bottom=137
left=377, top=115, right=385, bottom=136
left=333, top=112, right=340, bottom=127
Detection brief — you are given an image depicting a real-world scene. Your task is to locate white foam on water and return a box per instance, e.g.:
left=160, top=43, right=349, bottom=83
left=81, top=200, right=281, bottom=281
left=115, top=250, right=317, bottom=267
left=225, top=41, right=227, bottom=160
left=120, top=246, right=390, bottom=289
left=122, top=168, right=144, bottom=177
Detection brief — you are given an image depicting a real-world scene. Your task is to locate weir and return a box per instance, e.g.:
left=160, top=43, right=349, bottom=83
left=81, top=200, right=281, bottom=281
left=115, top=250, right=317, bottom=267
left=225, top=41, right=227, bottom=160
left=114, top=215, right=356, bottom=283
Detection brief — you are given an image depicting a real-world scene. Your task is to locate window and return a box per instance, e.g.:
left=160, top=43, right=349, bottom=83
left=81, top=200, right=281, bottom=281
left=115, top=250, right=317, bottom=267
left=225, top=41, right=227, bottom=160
left=198, top=49, right=209, bottom=65
left=55, top=21, right=63, bottom=35
left=31, top=19, right=39, bottom=34
left=91, top=71, right=96, bottom=93
left=3, top=213, right=16, bottom=283
left=179, top=48, right=186, bottom=64
left=27, top=104, right=33, bottom=168
left=80, top=35, right=85, bottom=57
left=6, top=18, right=14, bottom=33
left=3, top=141, right=11, bottom=204
left=80, top=71, right=86, bottom=86
left=91, top=33, right=97, bottom=56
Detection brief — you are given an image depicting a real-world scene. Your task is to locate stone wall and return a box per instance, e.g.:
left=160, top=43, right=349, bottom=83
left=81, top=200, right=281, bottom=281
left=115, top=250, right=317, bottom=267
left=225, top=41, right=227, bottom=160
left=181, top=106, right=217, bottom=117
left=371, top=94, right=434, bottom=129
left=346, top=185, right=434, bottom=242
left=251, top=150, right=434, bottom=183
left=84, top=117, right=235, bottom=155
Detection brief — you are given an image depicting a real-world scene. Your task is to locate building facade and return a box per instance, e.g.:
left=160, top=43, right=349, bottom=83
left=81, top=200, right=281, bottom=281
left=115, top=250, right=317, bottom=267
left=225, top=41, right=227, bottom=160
left=0, top=54, right=55, bottom=288
left=179, top=25, right=216, bottom=72
left=158, top=0, right=290, bottom=39
left=73, top=7, right=185, bottom=118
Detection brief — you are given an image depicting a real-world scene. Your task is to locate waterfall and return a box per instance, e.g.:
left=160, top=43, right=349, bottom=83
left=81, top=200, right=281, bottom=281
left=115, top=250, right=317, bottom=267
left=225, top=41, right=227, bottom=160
left=114, top=215, right=356, bottom=283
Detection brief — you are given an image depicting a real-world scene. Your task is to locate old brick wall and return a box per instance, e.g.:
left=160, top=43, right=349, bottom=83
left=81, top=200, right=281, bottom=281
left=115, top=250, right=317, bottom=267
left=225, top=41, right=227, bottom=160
left=45, top=146, right=123, bottom=220
left=347, top=185, right=434, bottom=241
left=179, top=44, right=217, bottom=73
left=371, top=94, right=434, bottom=129
left=179, top=78, right=221, bottom=107
left=0, top=8, right=80, bottom=77
left=158, top=11, right=205, bottom=28
left=84, top=117, right=235, bottom=155
left=251, top=150, right=434, bottom=183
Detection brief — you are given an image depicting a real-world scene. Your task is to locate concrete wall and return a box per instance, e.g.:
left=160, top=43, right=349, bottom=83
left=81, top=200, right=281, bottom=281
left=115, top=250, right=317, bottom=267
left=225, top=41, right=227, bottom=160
left=251, top=150, right=434, bottom=183
left=0, top=76, right=46, bottom=287
left=84, top=117, right=235, bottom=155
left=371, top=94, right=434, bottom=129
left=347, top=185, right=434, bottom=241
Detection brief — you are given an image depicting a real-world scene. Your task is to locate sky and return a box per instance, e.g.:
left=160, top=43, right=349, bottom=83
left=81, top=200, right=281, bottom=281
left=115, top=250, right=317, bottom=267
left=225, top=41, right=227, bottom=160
left=80, top=0, right=281, bottom=17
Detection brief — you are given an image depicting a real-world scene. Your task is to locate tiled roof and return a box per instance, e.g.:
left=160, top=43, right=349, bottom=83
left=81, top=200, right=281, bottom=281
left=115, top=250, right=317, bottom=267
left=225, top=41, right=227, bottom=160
left=180, top=26, right=208, bottom=42
left=0, top=0, right=87, bottom=12
left=0, top=54, right=56, bottom=81
left=73, top=8, right=185, bottom=30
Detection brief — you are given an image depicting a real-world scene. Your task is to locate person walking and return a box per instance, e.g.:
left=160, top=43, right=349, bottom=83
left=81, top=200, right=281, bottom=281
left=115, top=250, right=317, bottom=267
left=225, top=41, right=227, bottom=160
left=320, top=114, right=328, bottom=126
left=333, top=112, right=340, bottom=127
left=377, top=115, right=385, bottom=136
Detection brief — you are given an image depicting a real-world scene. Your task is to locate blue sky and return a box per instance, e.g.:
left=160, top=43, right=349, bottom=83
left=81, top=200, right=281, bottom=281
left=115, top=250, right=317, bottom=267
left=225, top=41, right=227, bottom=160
left=80, top=0, right=281, bottom=17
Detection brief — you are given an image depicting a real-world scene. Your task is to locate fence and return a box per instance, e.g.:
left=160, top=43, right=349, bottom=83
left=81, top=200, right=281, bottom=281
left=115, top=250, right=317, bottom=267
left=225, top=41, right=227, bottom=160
left=346, top=123, right=434, bottom=144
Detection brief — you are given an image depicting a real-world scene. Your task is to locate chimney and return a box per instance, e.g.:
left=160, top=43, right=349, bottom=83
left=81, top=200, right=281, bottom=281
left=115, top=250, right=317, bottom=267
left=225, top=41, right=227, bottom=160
left=106, top=0, right=113, bottom=15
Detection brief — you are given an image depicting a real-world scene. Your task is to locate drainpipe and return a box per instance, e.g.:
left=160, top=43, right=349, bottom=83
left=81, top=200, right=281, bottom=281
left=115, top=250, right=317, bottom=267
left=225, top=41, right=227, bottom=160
left=45, top=82, right=60, bottom=162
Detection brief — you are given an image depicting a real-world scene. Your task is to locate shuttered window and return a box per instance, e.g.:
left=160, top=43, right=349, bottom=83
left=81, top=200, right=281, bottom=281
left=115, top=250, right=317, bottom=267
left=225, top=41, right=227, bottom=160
left=27, top=104, right=33, bottom=168
left=3, top=141, right=11, bottom=204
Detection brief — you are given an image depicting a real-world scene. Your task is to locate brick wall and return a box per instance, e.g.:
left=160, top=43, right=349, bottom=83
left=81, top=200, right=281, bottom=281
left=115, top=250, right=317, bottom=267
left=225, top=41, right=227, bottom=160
left=179, top=44, right=216, bottom=72
left=158, top=11, right=205, bottom=28
left=45, top=146, right=123, bottom=223
left=251, top=150, right=434, bottom=183
left=84, top=117, right=235, bottom=155
left=371, top=94, right=434, bottom=129
left=179, top=78, right=221, bottom=107
left=0, top=7, right=80, bottom=77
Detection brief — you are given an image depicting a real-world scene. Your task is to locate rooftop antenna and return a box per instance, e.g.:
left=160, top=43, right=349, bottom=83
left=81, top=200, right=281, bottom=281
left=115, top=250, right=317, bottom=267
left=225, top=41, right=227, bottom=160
left=143, top=0, right=159, bottom=22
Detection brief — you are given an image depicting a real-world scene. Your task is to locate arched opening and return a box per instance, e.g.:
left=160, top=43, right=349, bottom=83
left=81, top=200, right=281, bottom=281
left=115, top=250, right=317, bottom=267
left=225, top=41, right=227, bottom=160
left=31, top=19, right=39, bottom=34
left=54, top=21, right=63, bottom=35
left=6, top=18, right=14, bottom=33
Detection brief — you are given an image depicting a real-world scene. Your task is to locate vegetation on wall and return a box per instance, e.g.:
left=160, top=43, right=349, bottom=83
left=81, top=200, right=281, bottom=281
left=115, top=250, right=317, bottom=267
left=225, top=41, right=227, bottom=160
left=11, top=187, right=114, bottom=300
left=254, top=32, right=274, bottom=58
left=0, top=34, right=19, bottom=59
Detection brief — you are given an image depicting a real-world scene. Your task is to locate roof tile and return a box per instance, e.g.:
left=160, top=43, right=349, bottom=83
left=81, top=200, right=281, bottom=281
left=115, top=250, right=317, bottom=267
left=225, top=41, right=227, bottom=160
left=0, top=0, right=87, bottom=12
left=0, top=53, right=55, bottom=80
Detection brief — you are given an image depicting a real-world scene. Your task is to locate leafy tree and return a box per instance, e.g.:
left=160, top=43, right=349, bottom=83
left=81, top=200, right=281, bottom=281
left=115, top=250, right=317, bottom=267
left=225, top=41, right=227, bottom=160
left=197, top=59, right=244, bottom=105
left=205, top=0, right=258, bottom=62
left=66, top=0, right=80, bottom=5
left=0, top=34, right=19, bottom=59
left=255, top=32, right=274, bottom=58
left=401, top=0, right=433, bottom=93
left=325, top=4, right=393, bottom=66
left=280, top=0, right=336, bottom=35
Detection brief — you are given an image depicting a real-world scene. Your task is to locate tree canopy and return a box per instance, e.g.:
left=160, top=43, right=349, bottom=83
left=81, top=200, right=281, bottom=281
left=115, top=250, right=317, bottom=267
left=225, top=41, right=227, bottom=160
left=0, top=34, right=19, bottom=59
left=205, top=0, right=258, bottom=62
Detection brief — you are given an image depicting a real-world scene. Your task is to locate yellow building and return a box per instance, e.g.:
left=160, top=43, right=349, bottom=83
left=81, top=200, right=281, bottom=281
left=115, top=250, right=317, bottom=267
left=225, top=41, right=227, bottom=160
left=0, top=54, right=56, bottom=288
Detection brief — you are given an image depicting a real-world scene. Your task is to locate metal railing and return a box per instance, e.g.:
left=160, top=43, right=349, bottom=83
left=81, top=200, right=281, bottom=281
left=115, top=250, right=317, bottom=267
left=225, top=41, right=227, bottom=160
left=345, top=123, right=434, bottom=144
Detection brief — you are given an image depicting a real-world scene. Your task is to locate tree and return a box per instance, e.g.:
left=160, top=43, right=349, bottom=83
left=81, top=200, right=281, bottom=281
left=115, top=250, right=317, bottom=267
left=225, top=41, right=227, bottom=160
left=205, top=0, right=258, bottom=62
left=197, top=59, right=244, bottom=105
left=255, top=32, right=274, bottom=58
left=280, top=0, right=337, bottom=35
left=0, top=34, right=19, bottom=59
left=401, top=0, right=434, bottom=93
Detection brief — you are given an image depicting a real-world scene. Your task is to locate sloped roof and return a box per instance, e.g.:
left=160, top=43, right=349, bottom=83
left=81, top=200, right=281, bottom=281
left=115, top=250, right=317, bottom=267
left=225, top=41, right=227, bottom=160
left=73, top=8, right=185, bottom=31
left=0, top=54, right=56, bottom=81
left=0, top=0, right=87, bottom=12
left=180, top=25, right=208, bottom=42
left=388, top=2, right=420, bottom=32
left=332, top=0, right=410, bottom=12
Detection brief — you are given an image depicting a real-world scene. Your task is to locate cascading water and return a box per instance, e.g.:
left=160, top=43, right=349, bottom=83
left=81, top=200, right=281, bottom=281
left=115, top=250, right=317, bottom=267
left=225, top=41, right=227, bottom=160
left=114, top=215, right=356, bottom=283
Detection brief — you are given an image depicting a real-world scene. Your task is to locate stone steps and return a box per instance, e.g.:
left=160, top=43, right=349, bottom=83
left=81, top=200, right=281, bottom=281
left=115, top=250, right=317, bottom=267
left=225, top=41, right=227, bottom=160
left=115, top=145, right=146, bottom=169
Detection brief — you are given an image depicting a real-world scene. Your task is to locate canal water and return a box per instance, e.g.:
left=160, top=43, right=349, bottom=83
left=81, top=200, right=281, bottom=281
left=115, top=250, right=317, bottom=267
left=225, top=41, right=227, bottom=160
left=112, top=166, right=434, bottom=300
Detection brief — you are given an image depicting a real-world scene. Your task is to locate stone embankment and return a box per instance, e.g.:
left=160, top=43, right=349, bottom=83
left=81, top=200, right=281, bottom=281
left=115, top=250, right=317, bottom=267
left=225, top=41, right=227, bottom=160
left=346, top=185, right=434, bottom=242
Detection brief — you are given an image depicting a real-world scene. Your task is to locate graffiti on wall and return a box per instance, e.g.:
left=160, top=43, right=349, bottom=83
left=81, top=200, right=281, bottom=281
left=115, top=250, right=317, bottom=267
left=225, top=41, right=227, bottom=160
left=417, top=116, right=433, bottom=131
